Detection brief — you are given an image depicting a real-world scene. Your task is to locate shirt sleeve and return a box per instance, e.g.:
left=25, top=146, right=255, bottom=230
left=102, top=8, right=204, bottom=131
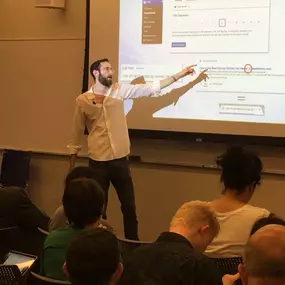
left=49, top=206, right=68, bottom=232
left=263, top=208, right=271, bottom=217
left=111, top=81, right=161, bottom=100
left=67, top=98, right=85, bottom=155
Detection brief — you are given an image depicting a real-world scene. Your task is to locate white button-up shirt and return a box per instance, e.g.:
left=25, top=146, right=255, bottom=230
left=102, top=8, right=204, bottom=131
left=67, top=81, right=161, bottom=161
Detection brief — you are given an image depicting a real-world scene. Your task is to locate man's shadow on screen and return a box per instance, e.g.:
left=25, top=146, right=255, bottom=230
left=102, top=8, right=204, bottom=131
left=126, top=76, right=199, bottom=122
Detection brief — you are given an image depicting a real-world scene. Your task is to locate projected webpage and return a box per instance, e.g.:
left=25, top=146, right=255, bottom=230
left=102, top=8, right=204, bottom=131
left=119, top=0, right=285, bottom=125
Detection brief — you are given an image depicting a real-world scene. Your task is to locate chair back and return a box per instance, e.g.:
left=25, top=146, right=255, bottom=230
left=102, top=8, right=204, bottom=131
left=212, top=257, right=242, bottom=285
left=117, top=237, right=152, bottom=261
left=0, top=265, right=24, bottom=285
left=212, top=257, right=242, bottom=275
left=0, top=150, right=31, bottom=189
left=0, top=226, right=49, bottom=268
left=28, top=272, right=71, bottom=285
left=0, top=227, right=24, bottom=261
left=31, top=228, right=49, bottom=274
left=212, top=257, right=243, bottom=285
left=30, top=228, right=49, bottom=256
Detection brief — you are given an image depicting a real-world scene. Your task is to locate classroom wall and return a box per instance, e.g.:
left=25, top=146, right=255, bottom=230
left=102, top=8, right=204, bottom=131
left=1, top=0, right=285, bottom=240
left=0, top=0, right=85, bottom=153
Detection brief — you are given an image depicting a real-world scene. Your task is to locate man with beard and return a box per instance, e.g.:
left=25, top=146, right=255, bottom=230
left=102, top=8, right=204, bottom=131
left=68, top=58, right=208, bottom=240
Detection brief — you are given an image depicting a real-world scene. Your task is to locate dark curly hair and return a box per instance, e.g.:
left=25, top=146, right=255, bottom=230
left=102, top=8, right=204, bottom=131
left=216, top=146, right=262, bottom=193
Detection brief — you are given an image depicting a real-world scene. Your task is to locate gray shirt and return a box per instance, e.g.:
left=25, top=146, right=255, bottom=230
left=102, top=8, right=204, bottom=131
left=49, top=205, right=114, bottom=232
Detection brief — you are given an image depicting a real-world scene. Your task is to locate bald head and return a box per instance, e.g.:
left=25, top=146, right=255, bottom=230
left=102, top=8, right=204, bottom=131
left=243, top=225, right=285, bottom=278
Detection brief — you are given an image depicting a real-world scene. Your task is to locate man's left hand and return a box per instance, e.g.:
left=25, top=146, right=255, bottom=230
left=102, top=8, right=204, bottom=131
left=181, top=65, right=197, bottom=77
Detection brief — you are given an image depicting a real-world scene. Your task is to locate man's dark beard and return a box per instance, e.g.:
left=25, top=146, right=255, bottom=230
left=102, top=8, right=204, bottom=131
left=98, top=72, right=113, bottom=87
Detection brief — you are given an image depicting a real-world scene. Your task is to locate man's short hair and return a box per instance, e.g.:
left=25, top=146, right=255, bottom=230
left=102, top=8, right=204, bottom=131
left=66, top=228, right=120, bottom=285
left=90, top=58, right=109, bottom=80
left=170, top=201, right=220, bottom=235
left=65, top=166, right=97, bottom=187
left=62, top=178, right=105, bottom=229
left=244, top=226, right=285, bottom=278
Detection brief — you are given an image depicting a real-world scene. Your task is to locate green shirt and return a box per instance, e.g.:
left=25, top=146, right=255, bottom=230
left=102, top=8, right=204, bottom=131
left=42, top=226, right=80, bottom=280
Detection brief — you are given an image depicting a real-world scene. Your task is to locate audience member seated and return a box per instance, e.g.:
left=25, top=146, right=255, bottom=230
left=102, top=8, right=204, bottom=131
left=41, top=178, right=105, bottom=280
left=0, top=187, right=50, bottom=258
left=250, top=216, right=285, bottom=236
left=238, top=225, right=285, bottom=285
left=49, top=166, right=113, bottom=232
left=120, top=201, right=223, bottom=285
left=0, top=186, right=49, bottom=231
left=206, top=146, right=272, bottom=258
left=63, top=228, right=123, bottom=285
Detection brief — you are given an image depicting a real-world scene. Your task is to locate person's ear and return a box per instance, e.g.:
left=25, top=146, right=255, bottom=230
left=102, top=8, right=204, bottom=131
left=199, top=224, right=209, bottom=234
left=238, top=263, right=248, bottom=285
left=250, top=182, right=259, bottom=192
left=63, top=261, right=69, bottom=278
left=112, top=262, right=123, bottom=282
left=93, top=70, right=99, bottom=79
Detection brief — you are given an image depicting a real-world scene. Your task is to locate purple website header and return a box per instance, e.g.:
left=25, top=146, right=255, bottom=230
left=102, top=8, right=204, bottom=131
left=143, top=0, right=163, bottom=5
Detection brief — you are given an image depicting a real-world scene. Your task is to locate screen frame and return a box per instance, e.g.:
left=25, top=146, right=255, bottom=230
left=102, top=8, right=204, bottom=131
left=3, top=250, right=37, bottom=275
left=4, top=251, right=37, bottom=265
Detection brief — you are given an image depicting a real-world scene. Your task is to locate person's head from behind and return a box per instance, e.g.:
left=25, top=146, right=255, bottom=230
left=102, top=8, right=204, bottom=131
left=216, top=146, right=262, bottom=202
left=65, top=166, right=98, bottom=187
left=64, top=228, right=122, bottom=285
left=170, top=201, right=220, bottom=252
left=239, top=225, right=285, bottom=285
left=63, top=178, right=105, bottom=229
left=250, top=216, right=285, bottom=236
left=90, top=58, right=113, bottom=87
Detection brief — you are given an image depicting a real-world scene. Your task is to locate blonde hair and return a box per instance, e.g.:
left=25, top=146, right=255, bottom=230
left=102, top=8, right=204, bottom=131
left=170, top=201, right=220, bottom=235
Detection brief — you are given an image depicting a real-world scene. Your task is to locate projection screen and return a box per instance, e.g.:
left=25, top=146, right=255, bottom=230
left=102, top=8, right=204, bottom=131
left=89, top=0, right=285, bottom=138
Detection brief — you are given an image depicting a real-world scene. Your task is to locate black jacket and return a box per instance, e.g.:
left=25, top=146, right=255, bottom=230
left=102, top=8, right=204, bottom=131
left=120, top=232, right=222, bottom=285
left=0, top=187, right=50, bottom=231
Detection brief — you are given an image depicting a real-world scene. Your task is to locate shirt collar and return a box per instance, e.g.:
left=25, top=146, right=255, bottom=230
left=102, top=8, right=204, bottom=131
left=86, top=87, right=94, bottom=99
left=86, top=85, right=112, bottom=99
left=156, top=232, right=193, bottom=248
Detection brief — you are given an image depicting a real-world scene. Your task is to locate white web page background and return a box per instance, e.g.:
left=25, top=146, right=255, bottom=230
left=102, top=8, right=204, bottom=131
left=115, top=0, right=285, bottom=136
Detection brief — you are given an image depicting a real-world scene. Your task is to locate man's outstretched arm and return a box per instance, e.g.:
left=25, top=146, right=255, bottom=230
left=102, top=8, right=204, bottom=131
left=111, top=65, right=208, bottom=100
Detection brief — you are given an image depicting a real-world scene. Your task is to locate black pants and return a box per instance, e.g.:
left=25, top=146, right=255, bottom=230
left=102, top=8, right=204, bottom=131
left=89, top=157, right=139, bottom=240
